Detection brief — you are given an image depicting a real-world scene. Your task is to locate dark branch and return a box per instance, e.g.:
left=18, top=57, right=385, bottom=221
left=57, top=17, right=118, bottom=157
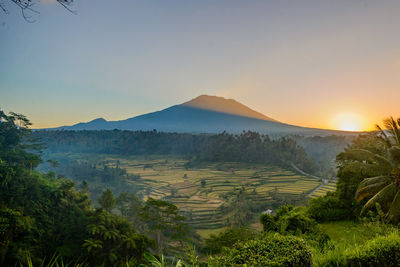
left=57, top=0, right=76, bottom=14
left=0, top=2, right=8, bottom=14
left=2, top=0, right=76, bottom=22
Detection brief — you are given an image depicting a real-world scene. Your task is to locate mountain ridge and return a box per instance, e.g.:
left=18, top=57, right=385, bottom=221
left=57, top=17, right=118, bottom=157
left=44, top=95, right=358, bottom=137
left=181, top=95, right=277, bottom=122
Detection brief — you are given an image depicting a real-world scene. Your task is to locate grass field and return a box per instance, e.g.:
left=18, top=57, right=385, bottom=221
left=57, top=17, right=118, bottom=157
left=319, top=221, right=388, bottom=246
left=313, top=221, right=397, bottom=266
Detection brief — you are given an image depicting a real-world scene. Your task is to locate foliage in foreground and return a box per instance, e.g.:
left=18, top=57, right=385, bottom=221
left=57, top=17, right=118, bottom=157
left=315, top=231, right=400, bottom=267
left=203, top=227, right=256, bottom=255
left=308, top=192, right=350, bottom=222
left=260, top=205, right=330, bottom=249
left=336, top=117, right=400, bottom=223
left=209, top=233, right=313, bottom=267
left=0, top=111, right=152, bottom=266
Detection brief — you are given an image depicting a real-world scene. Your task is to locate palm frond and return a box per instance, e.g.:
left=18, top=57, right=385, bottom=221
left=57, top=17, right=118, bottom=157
left=355, top=179, right=391, bottom=202
left=376, top=124, right=392, bottom=148
left=346, top=149, right=393, bottom=171
left=358, top=176, right=392, bottom=188
left=389, top=146, right=400, bottom=165
left=360, top=183, right=397, bottom=215
left=386, top=191, right=400, bottom=223
left=383, top=117, right=400, bottom=146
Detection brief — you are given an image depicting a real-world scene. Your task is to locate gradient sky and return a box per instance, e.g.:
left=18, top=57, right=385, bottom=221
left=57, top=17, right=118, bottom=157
left=1, top=0, right=400, bottom=130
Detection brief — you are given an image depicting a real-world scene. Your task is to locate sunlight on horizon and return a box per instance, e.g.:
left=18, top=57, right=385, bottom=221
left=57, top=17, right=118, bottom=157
left=332, top=112, right=367, bottom=132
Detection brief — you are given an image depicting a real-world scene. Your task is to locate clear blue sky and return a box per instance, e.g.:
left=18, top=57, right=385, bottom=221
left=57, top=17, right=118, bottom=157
left=1, top=0, right=400, bottom=130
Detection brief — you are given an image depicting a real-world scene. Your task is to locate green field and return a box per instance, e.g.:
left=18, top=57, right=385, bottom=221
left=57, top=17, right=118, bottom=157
left=74, top=154, right=322, bottom=233
left=310, top=181, right=337, bottom=198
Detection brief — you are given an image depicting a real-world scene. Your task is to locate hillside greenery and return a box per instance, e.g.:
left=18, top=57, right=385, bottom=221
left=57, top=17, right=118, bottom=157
left=2, top=111, right=400, bottom=266
left=35, top=130, right=318, bottom=174
left=0, top=111, right=192, bottom=266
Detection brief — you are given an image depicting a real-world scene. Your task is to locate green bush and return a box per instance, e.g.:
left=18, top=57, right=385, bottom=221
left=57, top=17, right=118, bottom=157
left=203, top=227, right=256, bottom=255
left=308, top=194, right=350, bottom=222
left=346, top=232, right=400, bottom=266
left=260, top=205, right=330, bottom=250
left=261, top=205, right=316, bottom=234
left=209, top=233, right=313, bottom=266
left=260, top=212, right=277, bottom=232
left=317, top=232, right=400, bottom=267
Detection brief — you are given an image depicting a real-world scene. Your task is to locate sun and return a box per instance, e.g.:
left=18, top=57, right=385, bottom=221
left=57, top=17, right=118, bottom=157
left=333, top=112, right=365, bottom=132
left=339, top=121, right=358, bottom=131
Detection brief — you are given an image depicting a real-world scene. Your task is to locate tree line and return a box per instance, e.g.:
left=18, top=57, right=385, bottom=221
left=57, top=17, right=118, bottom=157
left=34, top=129, right=318, bottom=174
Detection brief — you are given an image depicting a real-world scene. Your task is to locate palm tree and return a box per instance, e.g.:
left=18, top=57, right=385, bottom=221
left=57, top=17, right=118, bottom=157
left=375, top=117, right=400, bottom=147
left=354, top=117, right=400, bottom=223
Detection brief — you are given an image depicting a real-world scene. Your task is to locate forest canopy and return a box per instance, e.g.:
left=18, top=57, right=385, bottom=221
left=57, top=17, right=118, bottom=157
left=34, top=130, right=318, bottom=174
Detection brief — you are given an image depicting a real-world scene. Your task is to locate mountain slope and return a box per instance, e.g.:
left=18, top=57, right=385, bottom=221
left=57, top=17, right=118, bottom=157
left=47, top=95, right=355, bottom=136
left=182, top=95, right=277, bottom=122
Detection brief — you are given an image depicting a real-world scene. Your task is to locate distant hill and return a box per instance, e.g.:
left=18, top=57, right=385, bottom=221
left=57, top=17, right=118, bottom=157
left=46, top=95, right=358, bottom=137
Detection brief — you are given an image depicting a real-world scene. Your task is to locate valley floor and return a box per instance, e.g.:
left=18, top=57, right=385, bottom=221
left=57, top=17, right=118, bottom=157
left=45, top=153, right=338, bottom=234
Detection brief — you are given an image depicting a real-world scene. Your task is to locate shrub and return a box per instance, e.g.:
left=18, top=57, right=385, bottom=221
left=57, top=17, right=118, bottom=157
left=308, top=194, right=350, bottom=222
left=260, top=212, right=277, bottom=232
left=261, top=205, right=316, bottom=235
left=260, top=205, right=330, bottom=250
left=346, top=232, right=400, bottom=266
left=209, top=233, right=313, bottom=266
left=316, top=232, right=400, bottom=267
left=203, top=227, right=256, bottom=255
left=279, top=208, right=315, bottom=235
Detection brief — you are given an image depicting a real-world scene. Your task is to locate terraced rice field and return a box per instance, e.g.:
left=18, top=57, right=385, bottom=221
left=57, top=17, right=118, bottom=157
left=310, top=181, right=337, bottom=198
left=96, top=155, right=322, bottom=231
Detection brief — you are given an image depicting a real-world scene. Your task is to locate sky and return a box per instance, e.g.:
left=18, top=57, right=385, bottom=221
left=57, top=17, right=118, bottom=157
left=1, top=0, right=400, bottom=131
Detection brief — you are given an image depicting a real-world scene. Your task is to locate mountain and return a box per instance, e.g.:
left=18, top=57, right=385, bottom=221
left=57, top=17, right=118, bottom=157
left=182, top=95, right=277, bottom=122
left=46, top=95, right=356, bottom=136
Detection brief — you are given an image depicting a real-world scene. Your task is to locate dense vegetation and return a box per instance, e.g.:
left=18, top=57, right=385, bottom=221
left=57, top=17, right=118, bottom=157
left=42, top=158, right=144, bottom=201
left=3, top=111, right=400, bottom=266
left=206, top=117, right=400, bottom=266
left=35, top=130, right=317, bottom=174
left=209, top=233, right=313, bottom=266
left=39, top=154, right=319, bottom=233
left=35, top=130, right=205, bottom=155
left=0, top=111, right=194, bottom=266
left=0, top=111, right=152, bottom=266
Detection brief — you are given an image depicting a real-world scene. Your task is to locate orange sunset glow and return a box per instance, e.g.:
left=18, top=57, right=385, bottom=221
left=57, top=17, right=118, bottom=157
left=332, top=112, right=368, bottom=132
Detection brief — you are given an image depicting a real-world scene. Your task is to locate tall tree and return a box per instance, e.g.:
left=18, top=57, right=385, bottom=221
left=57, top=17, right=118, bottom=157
left=98, top=189, right=116, bottom=212
left=338, top=117, right=400, bottom=223
left=140, top=198, right=188, bottom=255
left=354, top=117, right=400, bottom=223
